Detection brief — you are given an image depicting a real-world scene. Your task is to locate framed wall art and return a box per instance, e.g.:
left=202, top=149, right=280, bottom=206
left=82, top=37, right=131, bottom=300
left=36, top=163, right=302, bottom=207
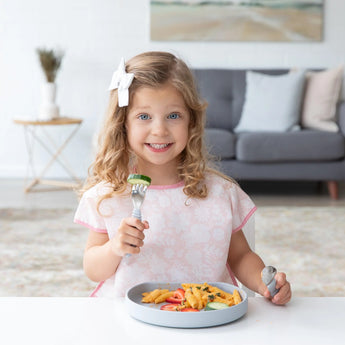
left=150, top=0, right=324, bottom=42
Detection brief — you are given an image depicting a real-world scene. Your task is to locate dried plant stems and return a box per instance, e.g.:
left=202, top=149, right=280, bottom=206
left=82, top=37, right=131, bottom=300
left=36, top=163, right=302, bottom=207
left=37, top=48, right=64, bottom=83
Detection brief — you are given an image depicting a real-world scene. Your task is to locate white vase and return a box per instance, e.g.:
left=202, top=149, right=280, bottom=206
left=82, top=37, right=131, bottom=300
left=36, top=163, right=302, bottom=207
left=39, top=82, right=60, bottom=120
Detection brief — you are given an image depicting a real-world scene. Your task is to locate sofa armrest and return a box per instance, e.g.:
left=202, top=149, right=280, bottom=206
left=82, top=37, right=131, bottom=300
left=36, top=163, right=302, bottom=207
left=338, top=101, right=345, bottom=136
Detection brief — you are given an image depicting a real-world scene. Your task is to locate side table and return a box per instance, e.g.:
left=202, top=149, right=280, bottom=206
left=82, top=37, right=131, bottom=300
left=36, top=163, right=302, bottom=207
left=13, top=117, right=83, bottom=192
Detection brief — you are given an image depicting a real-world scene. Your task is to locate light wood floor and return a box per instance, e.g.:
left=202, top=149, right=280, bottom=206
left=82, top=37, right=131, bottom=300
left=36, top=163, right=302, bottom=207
left=1, top=179, right=344, bottom=209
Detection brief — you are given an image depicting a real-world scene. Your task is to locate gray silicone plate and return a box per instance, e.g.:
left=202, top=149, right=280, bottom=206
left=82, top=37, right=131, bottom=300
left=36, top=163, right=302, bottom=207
left=125, top=282, right=248, bottom=328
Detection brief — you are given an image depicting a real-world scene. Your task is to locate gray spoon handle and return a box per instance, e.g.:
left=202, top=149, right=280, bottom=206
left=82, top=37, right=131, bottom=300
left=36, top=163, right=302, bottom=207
left=262, top=266, right=279, bottom=297
left=266, top=278, right=279, bottom=297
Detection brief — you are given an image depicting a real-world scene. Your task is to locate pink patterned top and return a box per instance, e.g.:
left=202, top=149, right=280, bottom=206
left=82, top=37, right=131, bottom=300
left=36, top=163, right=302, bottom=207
left=74, top=173, right=256, bottom=297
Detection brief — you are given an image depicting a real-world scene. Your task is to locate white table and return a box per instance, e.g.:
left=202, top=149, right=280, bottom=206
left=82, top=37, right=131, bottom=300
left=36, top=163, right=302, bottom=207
left=0, top=297, right=343, bottom=345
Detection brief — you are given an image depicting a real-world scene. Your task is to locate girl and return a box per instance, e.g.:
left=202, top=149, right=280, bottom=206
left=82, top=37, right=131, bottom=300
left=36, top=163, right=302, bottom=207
left=74, top=51, right=291, bottom=304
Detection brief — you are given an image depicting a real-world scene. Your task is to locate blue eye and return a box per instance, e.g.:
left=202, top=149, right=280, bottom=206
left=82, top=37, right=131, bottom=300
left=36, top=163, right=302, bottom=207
left=138, top=114, right=150, bottom=120
left=168, top=113, right=180, bottom=119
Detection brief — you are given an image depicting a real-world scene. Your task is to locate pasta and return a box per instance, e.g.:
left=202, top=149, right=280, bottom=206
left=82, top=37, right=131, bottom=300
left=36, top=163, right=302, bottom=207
left=232, top=289, right=242, bottom=305
left=141, top=289, right=169, bottom=303
left=154, top=291, right=174, bottom=304
left=141, top=283, right=242, bottom=310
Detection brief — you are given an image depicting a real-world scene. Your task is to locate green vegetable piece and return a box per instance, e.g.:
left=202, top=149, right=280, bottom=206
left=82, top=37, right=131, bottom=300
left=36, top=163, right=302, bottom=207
left=127, top=174, right=151, bottom=186
left=205, top=302, right=230, bottom=311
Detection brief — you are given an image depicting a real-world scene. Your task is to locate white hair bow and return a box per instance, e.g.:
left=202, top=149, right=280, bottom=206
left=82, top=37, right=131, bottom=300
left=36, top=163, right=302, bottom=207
left=108, top=57, right=134, bottom=107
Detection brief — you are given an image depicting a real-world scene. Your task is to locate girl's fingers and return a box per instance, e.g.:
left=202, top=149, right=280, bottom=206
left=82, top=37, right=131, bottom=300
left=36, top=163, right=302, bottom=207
left=124, top=226, right=145, bottom=240
left=119, top=218, right=148, bottom=239
left=111, top=234, right=143, bottom=256
left=263, top=287, right=271, bottom=299
left=272, top=281, right=291, bottom=305
left=119, top=242, right=141, bottom=255
left=262, top=272, right=291, bottom=305
left=272, top=289, right=291, bottom=305
left=122, top=217, right=147, bottom=231
left=114, top=218, right=150, bottom=256
left=274, top=272, right=287, bottom=289
left=121, top=233, right=144, bottom=247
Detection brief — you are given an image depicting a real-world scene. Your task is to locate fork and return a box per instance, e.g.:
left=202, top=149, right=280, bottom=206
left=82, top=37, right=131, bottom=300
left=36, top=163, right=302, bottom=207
left=130, top=183, right=148, bottom=221
left=125, top=183, right=148, bottom=257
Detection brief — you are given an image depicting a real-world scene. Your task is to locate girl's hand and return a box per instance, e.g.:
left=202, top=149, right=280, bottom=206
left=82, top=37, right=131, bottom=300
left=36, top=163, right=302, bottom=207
left=263, top=272, right=291, bottom=305
left=110, top=217, right=149, bottom=256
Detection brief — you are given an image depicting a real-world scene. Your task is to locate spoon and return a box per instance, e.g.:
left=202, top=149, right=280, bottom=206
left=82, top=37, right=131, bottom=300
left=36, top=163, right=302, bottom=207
left=261, top=266, right=279, bottom=297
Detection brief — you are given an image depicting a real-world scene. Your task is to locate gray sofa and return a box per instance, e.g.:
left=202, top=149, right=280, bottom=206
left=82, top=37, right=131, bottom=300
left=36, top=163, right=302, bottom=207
left=193, top=69, right=345, bottom=199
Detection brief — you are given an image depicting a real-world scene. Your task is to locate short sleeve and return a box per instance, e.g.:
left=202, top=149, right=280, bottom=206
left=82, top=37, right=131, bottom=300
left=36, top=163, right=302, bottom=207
left=230, top=184, right=256, bottom=233
left=74, top=187, right=107, bottom=233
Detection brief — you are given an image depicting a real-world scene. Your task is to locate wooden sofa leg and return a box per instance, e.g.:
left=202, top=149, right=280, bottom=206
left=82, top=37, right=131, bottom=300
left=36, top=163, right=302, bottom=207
left=327, top=181, right=339, bottom=200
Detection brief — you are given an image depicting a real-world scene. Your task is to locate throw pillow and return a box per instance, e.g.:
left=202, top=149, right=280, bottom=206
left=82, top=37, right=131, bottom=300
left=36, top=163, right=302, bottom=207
left=301, top=66, right=344, bottom=132
left=234, top=70, right=305, bottom=133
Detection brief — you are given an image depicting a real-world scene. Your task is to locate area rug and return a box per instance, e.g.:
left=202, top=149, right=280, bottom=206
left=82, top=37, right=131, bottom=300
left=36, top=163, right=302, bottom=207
left=0, top=209, right=95, bottom=297
left=1, top=207, right=344, bottom=297
left=255, top=206, right=345, bottom=297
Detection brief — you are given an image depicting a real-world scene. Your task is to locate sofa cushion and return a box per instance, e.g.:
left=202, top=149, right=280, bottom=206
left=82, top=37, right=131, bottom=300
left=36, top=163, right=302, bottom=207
left=193, top=69, right=290, bottom=130
left=193, top=69, right=237, bottom=130
left=236, top=130, right=345, bottom=162
left=234, top=70, right=305, bottom=133
left=204, top=128, right=235, bottom=159
left=301, top=66, right=344, bottom=132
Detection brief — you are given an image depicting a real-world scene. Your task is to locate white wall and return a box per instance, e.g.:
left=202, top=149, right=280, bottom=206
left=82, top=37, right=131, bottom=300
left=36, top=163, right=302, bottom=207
left=1, top=0, right=345, bottom=179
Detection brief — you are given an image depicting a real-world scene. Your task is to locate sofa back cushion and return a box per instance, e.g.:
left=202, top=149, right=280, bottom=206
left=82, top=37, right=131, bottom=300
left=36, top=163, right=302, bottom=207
left=301, top=66, right=343, bottom=132
left=193, top=69, right=238, bottom=129
left=193, top=69, right=289, bottom=130
left=234, top=70, right=305, bottom=133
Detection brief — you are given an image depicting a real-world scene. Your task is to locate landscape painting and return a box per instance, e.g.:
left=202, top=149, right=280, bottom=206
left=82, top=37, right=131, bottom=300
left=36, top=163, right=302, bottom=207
left=150, top=0, right=323, bottom=41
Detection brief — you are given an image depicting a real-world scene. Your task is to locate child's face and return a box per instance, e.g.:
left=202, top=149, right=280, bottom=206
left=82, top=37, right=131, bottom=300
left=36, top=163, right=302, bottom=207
left=126, top=82, right=190, bottom=174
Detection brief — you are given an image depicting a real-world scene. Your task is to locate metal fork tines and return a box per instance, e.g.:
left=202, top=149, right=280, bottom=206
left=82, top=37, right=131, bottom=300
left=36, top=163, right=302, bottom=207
left=131, top=184, right=148, bottom=221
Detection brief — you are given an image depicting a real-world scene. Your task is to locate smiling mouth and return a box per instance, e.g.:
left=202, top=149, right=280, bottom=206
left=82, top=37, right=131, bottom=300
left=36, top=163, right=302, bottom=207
left=145, top=143, right=173, bottom=151
left=147, top=143, right=171, bottom=149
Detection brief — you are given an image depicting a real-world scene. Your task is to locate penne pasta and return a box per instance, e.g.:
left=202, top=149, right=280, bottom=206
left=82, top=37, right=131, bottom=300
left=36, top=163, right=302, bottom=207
left=154, top=291, right=174, bottom=304
left=233, top=289, right=242, bottom=305
left=185, top=288, right=199, bottom=309
left=141, top=289, right=169, bottom=303
left=192, top=286, right=204, bottom=310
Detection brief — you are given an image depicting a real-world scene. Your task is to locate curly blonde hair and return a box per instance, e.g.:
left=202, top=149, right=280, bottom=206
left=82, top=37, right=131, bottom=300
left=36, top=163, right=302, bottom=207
left=82, top=51, right=232, bottom=205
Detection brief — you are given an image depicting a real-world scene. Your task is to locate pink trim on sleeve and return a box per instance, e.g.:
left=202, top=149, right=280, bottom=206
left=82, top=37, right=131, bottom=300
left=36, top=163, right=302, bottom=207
left=74, top=219, right=108, bottom=234
left=90, top=281, right=105, bottom=297
left=232, top=206, right=257, bottom=233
